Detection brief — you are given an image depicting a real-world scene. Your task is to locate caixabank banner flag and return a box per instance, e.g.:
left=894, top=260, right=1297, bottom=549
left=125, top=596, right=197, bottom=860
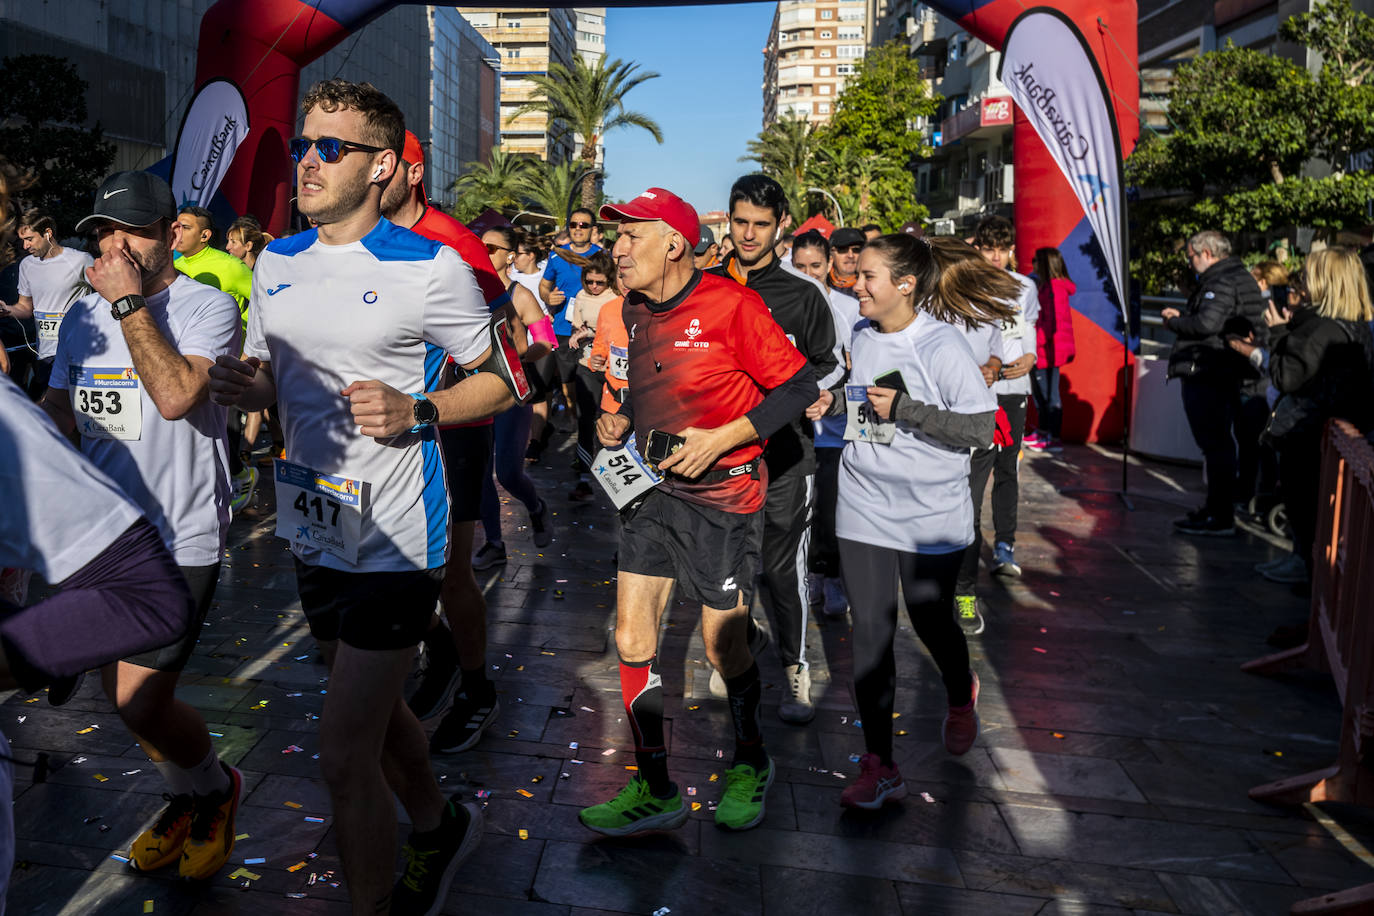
left=169, top=78, right=251, bottom=208
left=999, top=8, right=1127, bottom=329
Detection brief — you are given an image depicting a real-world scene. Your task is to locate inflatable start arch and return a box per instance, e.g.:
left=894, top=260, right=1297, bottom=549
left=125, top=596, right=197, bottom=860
left=195, top=0, right=1138, bottom=441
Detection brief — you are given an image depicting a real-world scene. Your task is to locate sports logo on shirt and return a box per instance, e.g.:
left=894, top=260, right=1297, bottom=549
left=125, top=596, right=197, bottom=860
left=363, top=290, right=379, bottom=304
left=722, top=576, right=737, bottom=593
left=266, top=283, right=292, bottom=296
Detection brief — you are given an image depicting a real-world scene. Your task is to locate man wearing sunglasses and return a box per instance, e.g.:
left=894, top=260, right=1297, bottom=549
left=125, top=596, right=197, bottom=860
left=828, top=227, right=865, bottom=301
left=538, top=208, right=602, bottom=462
left=208, top=79, right=513, bottom=916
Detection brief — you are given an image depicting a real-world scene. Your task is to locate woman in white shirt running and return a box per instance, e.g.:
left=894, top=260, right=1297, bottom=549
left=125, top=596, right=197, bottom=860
left=825, top=234, right=1018, bottom=810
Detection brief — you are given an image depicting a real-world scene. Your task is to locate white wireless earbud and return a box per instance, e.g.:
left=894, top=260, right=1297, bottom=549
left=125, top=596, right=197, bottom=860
left=372, top=165, right=384, bottom=181
left=899, top=284, right=910, bottom=292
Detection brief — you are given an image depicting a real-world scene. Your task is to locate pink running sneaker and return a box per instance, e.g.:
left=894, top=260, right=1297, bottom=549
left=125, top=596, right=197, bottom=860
left=840, top=753, right=908, bottom=810
left=943, top=670, right=980, bottom=756
left=1023, top=431, right=1048, bottom=451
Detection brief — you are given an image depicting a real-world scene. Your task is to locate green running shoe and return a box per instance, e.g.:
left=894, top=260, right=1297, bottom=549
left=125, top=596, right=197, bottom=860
left=714, top=758, right=774, bottom=831
left=579, top=776, right=688, bottom=837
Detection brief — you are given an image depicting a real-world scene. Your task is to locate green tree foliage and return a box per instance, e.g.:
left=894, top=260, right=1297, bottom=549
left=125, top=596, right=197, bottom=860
left=1128, top=0, right=1374, bottom=292
left=506, top=55, right=661, bottom=210
left=0, top=55, right=115, bottom=235
left=451, top=149, right=530, bottom=222
left=742, top=42, right=938, bottom=231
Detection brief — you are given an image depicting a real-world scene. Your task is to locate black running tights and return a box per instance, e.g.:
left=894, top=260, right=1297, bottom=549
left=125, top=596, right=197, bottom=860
left=838, top=539, right=970, bottom=765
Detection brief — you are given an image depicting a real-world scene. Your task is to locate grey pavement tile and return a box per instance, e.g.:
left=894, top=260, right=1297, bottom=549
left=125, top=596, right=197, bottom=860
left=1154, top=871, right=1318, bottom=915
left=448, top=831, right=545, bottom=901
left=894, top=880, right=1047, bottom=916
left=791, top=781, right=1022, bottom=855
left=988, top=747, right=1147, bottom=803
left=700, top=825, right=963, bottom=887
left=997, top=802, right=1291, bottom=882
left=7, top=863, right=205, bottom=915
left=533, top=838, right=757, bottom=915
left=1248, top=828, right=1374, bottom=890
left=449, top=896, right=572, bottom=916
left=954, top=849, right=1176, bottom=910
left=759, top=865, right=900, bottom=914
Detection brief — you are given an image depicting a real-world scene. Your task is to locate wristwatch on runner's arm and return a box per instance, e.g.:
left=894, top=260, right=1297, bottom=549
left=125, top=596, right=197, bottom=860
left=110, top=294, right=146, bottom=322
left=410, top=394, right=439, bottom=431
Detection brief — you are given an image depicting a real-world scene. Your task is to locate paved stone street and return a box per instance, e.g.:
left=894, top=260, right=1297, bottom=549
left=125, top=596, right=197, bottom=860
left=6, top=426, right=1371, bottom=915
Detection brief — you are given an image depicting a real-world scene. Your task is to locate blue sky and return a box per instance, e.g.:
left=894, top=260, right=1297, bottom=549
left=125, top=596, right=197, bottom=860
left=603, top=3, right=777, bottom=214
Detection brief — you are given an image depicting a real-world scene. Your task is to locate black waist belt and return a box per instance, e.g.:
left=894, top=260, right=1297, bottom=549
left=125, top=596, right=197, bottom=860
left=668, top=459, right=759, bottom=485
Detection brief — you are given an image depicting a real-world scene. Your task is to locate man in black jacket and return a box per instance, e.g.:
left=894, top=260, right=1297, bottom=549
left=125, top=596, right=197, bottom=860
left=1161, top=230, right=1268, bottom=535
left=708, top=174, right=841, bottom=723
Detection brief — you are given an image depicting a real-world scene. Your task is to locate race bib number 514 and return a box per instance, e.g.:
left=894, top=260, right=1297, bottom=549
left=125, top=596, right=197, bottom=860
left=273, top=460, right=366, bottom=565
left=592, top=435, right=661, bottom=509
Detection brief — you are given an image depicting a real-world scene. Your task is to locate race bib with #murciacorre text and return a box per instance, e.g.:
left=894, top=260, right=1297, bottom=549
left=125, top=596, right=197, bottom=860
left=273, top=460, right=366, bottom=565
left=70, top=366, right=142, bottom=440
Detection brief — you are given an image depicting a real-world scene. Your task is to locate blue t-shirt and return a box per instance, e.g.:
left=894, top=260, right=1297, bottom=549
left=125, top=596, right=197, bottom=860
left=542, top=243, right=602, bottom=336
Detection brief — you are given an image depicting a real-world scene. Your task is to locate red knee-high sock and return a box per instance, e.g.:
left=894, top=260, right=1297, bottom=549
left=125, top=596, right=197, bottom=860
left=621, top=656, right=671, bottom=795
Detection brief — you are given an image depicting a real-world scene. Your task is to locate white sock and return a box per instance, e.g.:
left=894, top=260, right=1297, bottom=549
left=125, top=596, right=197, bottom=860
left=183, top=748, right=230, bottom=797
left=153, top=759, right=193, bottom=796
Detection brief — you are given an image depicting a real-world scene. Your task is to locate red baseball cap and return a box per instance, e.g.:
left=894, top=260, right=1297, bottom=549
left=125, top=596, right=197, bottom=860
left=402, top=130, right=425, bottom=166
left=600, top=188, right=700, bottom=249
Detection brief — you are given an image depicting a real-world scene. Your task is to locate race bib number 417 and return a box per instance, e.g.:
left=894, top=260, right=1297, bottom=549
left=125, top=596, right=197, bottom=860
left=70, top=366, right=141, bottom=440
left=273, top=460, right=366, bottom=565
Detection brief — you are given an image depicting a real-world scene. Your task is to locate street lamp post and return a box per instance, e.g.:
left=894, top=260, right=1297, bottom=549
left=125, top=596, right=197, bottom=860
left=807, top=187, right=845, bottom=228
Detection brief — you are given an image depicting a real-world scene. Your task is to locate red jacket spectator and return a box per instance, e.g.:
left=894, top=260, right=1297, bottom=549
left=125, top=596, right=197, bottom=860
left=1036, top=278, right=1077, bottom=369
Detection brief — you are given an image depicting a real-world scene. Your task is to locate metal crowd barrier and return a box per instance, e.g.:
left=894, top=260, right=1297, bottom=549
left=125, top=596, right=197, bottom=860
left=1242, top=419, right=1374, bottom=915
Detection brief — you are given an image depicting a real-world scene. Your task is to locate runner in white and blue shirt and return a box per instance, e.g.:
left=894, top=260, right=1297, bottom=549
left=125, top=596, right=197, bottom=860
left=243, top=220, right=491, bottom=574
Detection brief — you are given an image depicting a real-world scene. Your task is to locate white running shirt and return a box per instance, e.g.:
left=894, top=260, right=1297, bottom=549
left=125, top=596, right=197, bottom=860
left=0, top=375, right=143, bottom=583
left=992, top=270, right=1040, bottom=397
left=18, top=247, right=94, bottom=361
left=243, top=220, right=491, bottom=573
left=50, top=274, right=240, bottom=566
left=836, top=312, right=995, bottom=554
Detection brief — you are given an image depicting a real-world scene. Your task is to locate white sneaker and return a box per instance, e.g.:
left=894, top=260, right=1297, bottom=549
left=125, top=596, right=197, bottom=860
left=778, top=663, right=815, bottom=724
left=230, top=467, right=258, bottom=515
left=708, top=619, right=771, bottom=700
left=708, top=667, right=727, bottom=699
left=822, top=578, right=848, bottom=618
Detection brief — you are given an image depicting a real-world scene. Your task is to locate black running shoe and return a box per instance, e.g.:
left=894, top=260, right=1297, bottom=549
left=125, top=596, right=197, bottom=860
left=408, top=650, right=461, bottom=721
left=430, top=693, right=500, bottom=755
left=391, top=799, right=483, bottom=916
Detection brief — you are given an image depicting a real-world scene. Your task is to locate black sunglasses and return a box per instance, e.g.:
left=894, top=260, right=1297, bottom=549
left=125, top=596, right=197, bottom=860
left=568, top=221, right=593, bottom=229
left=836, top=244, right=864, bottom=253
left=485, top=242, right=512, bottom=255
left=289, top=136, right=387, bottom=164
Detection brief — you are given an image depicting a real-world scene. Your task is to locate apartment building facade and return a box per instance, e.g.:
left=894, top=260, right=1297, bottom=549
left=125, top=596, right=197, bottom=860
left=762, top=0, right=870, bottom=126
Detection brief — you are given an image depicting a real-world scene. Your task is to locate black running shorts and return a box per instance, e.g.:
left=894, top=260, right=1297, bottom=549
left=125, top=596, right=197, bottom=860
left=294, top=560, right=442, bottom=650
left=617, top=488, right=762, bottom=611
left=124, top=562, right=220, bottom=672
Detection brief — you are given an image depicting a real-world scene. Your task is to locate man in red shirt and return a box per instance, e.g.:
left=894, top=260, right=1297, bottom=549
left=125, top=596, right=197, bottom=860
left=580, top=187, right=816, bottom=836
left=382, top=130, right=509, bottom=753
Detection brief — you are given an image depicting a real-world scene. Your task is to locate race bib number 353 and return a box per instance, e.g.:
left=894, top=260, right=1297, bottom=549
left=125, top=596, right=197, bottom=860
left=70, top=366, right=141, bottom=441
left=273, top=460, right=366, bottom=565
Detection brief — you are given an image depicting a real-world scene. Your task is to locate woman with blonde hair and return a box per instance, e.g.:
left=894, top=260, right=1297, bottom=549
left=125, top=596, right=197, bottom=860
left=1266, top=246, right=1374, bottom=583
left=820, top=235, right=1018, bottom=809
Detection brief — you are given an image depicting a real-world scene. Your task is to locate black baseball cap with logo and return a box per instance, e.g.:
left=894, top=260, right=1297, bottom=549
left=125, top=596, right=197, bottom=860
left=75, top=171, right=178, bottom=233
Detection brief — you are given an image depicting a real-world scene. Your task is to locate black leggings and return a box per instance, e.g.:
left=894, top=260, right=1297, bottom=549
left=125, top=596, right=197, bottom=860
left=838, top=538, right=970, bottom=765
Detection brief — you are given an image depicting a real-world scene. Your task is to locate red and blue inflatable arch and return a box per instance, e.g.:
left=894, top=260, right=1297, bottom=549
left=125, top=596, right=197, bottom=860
left=196, top=0, right=1137, bottom=441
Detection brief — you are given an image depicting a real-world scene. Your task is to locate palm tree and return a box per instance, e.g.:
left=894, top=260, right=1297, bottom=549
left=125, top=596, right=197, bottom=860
left=742, top=115, right=824, bottom=189
left=506, top=55, right=663, bottom=210
left=518, top=158, right=584, bottom=224
left=450, top=149, right=531, bottom=221
left=814, top=144, right=904, bottom=226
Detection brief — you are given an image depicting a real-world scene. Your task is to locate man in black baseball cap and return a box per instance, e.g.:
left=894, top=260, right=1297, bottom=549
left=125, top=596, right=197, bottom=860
left=75, top=171, right=177, bottom=233
left=828, top=227, right=866, bottom=298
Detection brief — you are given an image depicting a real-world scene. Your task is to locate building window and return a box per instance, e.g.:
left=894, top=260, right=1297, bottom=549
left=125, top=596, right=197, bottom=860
left=836, top=63, right=854, bottom=74
left=837, top=45, right=864, bottom=58
left=818, top=103, right=830, bottom=114
left=506, top=48, right=521, bottom=58
left=506, top=20, right=521, bottom=29
left=819, top=83, right=831, bottom=94
left=838, top=27, right=862, bottom=39
left=820, top=30, right=832, bottom=38
left=819, top=66, right=830, bottom=75
left=819, top=48, right=831, bottom=57
left=820, top=9, right=834, bottom=18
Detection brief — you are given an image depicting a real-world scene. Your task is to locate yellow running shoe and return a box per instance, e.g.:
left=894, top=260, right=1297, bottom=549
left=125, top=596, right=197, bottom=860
left=179, top=764, right=242, bottom=881
left=129, top=793, right=193, bottom=872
